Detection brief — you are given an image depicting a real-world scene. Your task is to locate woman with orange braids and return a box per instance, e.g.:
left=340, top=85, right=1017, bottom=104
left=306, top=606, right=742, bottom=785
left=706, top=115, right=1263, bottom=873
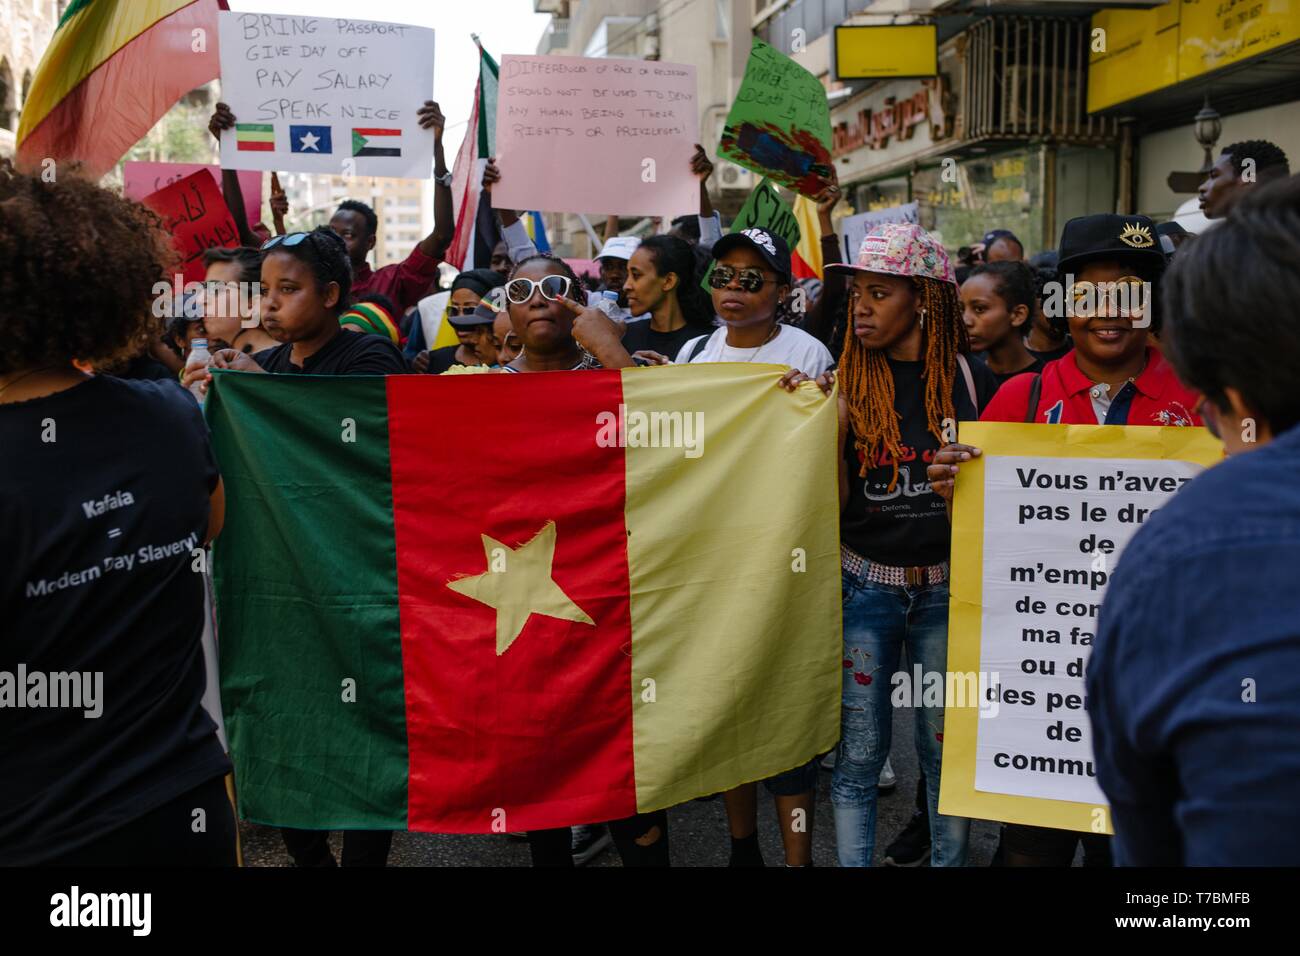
left=784, top=223, right=998, bottom=866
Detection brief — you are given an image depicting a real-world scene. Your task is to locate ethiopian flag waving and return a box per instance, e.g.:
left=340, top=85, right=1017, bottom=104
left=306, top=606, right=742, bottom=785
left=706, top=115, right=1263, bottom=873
left=207, top=364, right=841, bottom=833
left=17, top=0, right=228, bottom=179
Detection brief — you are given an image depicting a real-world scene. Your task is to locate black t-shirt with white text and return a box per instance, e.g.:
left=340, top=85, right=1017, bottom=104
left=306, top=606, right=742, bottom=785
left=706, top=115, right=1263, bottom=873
left=0, top=375, right=230, bottom=864
left=253, top=328, right=409, bottom=375
left=841, top=356, right=999, bottom=567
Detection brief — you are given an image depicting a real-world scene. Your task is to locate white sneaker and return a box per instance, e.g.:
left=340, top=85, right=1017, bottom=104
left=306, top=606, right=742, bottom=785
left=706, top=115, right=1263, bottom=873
left=878, top=757, right=897, bottom=792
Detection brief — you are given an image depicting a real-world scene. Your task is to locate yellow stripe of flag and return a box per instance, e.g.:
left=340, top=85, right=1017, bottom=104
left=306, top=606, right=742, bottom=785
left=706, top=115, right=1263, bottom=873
left=18, top=0, right=198, bottom=145
left=619, top=363, right=842, bottom=811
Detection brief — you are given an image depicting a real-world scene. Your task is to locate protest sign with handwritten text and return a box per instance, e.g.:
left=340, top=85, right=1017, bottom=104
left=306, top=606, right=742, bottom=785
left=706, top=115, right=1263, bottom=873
left=217, top=12, right=435, bottom=179
left=141, top=170, right=241, bottom=284
left=124, top=162, right=263, bottom=230
left=719, top=38, right=833, bottom=199
left=493, top=55, right=698, bottom=218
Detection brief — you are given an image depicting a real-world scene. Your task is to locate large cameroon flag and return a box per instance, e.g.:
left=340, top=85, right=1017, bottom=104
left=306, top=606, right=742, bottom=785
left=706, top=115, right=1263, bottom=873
left=208, top=364, right=841, bottom=832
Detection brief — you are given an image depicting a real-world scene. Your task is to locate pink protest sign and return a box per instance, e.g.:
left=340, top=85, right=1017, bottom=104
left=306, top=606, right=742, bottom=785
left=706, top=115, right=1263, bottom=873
left=124, top=162, right=263, bottom=229
left=141, top=170, right=241, bottom=284
left=493, top=56, right=698, bottom=218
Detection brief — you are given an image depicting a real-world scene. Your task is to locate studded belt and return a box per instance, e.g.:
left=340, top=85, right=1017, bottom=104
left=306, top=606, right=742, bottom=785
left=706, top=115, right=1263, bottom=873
left=841, top=543, right=948, bottom=587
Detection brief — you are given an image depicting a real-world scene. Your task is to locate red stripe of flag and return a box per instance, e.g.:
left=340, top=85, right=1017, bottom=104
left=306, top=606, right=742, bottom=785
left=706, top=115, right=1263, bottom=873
left=236, top=141, right=275, bottom=151
left=386, top=371, right=637, bottom=832
left=354, top=128, right=401, bottom=136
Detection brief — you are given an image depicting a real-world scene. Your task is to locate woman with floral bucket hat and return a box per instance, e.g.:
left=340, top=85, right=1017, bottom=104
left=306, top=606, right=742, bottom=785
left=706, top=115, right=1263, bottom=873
left=783, top=222, right=999, bottom=866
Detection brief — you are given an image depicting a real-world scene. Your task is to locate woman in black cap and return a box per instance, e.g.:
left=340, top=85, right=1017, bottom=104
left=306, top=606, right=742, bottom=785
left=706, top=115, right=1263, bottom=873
left=417, top=268, right=506, bottom=373
left=928, top=213, right=1203, bottom=867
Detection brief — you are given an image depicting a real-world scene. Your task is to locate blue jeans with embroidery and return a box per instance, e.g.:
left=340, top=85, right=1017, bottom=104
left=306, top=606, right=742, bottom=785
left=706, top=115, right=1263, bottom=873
left=832, top=573, right=969, bottom=867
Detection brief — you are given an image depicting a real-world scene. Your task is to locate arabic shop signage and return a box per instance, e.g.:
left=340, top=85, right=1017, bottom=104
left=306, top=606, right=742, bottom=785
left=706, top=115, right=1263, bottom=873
left=832, top=80, right=947, bottom=157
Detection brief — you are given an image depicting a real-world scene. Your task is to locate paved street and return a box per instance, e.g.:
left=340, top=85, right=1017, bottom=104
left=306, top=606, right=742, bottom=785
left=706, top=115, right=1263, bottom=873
left=240, top=714, right=1001, bottom=867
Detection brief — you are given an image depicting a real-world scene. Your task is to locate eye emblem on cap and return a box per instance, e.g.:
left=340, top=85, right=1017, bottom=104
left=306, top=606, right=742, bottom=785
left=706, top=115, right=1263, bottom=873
left=1117, top=223, right=1155, bottom=249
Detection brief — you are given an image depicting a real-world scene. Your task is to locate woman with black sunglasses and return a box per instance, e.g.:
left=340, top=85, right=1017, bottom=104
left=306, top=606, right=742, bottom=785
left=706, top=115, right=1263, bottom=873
left=184, top=228, right=409, bottom=391
left=414, top=268, right=506, bottom=373
left=680, top=229, right=833, bottom=373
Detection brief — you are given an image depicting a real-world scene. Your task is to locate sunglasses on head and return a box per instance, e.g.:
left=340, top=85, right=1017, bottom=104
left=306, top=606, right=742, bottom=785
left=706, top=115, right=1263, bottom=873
left=505, top=274, right=572, bottom=304
left=708, top=265, right=777, bottom=293
left=261, top=232, right=311, bottom=250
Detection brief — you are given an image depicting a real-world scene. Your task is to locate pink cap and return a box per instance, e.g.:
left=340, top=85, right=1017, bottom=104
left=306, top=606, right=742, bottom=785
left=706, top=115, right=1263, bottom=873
left=827, top=222, right=956, bottom=286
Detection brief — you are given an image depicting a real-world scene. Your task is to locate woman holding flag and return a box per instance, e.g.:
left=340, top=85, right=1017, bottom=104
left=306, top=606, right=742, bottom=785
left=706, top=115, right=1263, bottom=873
left=785, top=222, right=1000, bottom=867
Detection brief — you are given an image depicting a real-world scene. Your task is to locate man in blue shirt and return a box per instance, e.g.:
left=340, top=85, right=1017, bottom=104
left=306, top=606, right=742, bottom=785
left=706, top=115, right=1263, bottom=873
left=1087, top=175, right=1300, bottom=865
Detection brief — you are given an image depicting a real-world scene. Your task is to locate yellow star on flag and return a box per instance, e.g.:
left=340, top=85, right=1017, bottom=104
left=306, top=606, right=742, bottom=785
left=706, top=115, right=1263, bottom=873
left=447, top=520, right=595, bottom=655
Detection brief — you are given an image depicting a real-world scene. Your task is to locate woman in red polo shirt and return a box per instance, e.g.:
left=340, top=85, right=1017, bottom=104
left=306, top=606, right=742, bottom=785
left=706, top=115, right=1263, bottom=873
left=965, top=214, right=1201, bottom=430
left=928, top=213, right=1203, bottom=867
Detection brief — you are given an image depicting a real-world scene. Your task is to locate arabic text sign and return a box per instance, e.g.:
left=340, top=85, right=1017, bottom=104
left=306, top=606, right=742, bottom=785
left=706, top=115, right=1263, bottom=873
left=493, top=55, right=699, bottom=218
left=124, top=162, right=262, bottom=229
left=719, top=38, right=833, bottom=199
left=141, top=170, right=241, bottom=284
left=940, top=422, right=1221, bottom=832
left=217, top=12, right=435, bottom=179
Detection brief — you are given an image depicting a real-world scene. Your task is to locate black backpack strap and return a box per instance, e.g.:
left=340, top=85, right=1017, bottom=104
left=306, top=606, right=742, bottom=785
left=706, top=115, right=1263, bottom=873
left=687, top=334, right=710, bottom=362
left=1024, top=374, right=1043, bottom=423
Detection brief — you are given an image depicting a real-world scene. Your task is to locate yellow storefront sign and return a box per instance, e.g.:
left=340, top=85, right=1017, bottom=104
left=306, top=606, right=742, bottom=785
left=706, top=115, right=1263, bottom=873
left=834, top=25, right=938, bottom=79
left=1088, top=0, right=1300, bottom=112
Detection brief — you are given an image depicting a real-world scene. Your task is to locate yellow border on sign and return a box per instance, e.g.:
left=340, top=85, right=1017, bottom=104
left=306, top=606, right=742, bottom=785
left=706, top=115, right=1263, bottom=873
left=939, top=421, right=1223, bottom=833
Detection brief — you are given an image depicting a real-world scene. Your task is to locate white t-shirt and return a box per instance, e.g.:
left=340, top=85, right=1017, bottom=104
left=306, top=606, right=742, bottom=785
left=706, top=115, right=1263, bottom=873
left=674, top=324, right=834, bottom=377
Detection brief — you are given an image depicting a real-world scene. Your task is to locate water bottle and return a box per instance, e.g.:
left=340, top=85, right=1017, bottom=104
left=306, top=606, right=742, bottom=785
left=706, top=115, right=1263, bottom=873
left=185, top=338, right=212, bottom=401
left=594, top=289, right=621, bottom=317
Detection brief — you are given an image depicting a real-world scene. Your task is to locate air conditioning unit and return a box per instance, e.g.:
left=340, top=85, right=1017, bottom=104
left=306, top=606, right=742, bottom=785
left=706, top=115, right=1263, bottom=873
left=719, top=162, right=755, bottom=192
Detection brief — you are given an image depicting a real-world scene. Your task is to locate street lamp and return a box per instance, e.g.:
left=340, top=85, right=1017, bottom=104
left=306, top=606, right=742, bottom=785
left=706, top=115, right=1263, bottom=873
left=1166, top=94, right=1223, bottom=194
left=1192, top=96, right=1222, bottom=173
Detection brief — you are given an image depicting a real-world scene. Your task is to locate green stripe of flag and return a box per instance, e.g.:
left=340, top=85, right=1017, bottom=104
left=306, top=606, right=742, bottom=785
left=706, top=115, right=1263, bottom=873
left=57, top=0, right=94, bottom=29
left=236, top=124, right=275, bottom=141
left=478, top=48, right=500, bottom=158
left=207, top=371, right=408, bottom=828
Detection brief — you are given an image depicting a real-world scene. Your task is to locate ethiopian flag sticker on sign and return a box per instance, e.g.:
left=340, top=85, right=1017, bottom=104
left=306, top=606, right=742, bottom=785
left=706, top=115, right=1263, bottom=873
left=235, top=123, right=275, bottom=152
left=352, top=127, right=402, bottom=157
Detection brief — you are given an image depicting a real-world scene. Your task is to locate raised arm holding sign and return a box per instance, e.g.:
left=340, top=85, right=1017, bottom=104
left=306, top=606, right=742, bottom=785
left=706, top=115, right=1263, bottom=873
left=210, top=99, right=453, bottom=311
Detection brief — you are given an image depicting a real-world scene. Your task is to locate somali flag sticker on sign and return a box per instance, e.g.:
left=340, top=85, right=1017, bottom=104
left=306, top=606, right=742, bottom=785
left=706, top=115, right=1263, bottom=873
left=352, top=128, right=402, bottom=157
left=290, top=125, right=333, bottom=154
